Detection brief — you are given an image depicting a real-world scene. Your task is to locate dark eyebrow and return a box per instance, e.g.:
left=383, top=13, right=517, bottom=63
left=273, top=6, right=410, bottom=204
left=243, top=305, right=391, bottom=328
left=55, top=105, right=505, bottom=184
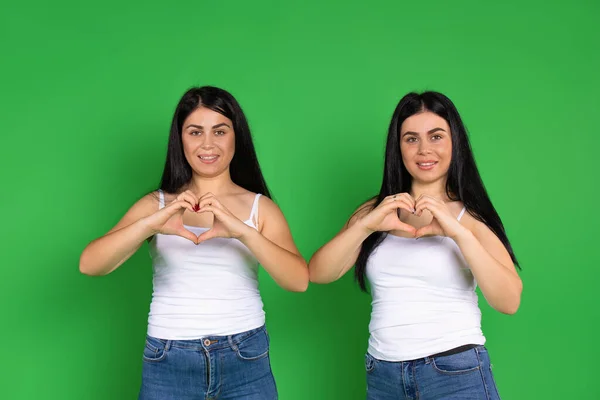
left=401, top=127, right=446, bottom=137
left=184, top=123, right=232, bottom=130
left=212, top=123, right=231, bottom=129
left=427, top=127, right=446, bottom=134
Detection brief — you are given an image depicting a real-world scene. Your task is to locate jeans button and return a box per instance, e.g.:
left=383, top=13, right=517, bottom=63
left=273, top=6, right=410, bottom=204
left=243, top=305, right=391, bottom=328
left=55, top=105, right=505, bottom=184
left=203, top=339, right=211, bottom=346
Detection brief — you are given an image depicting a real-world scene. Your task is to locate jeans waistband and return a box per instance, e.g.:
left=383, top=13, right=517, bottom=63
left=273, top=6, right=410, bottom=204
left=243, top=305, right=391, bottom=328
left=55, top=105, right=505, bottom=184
left=429, top=343, right=479, bottom=358
left=148, top=324, right=266, bottom=351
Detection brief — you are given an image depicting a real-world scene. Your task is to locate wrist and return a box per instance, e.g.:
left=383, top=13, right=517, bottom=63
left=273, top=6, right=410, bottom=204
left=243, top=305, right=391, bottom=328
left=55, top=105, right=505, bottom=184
left=138, top=217, right=159, bottom=237
left=351, top=219, right=375, bottom=238
left=238, top=224, right=259, bottom=243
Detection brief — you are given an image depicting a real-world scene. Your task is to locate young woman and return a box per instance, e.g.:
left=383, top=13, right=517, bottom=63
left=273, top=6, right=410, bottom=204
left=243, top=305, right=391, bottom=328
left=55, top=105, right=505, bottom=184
left=308, top=91, right=522, bottom=399
left=80, top=86, right=308, bottom=400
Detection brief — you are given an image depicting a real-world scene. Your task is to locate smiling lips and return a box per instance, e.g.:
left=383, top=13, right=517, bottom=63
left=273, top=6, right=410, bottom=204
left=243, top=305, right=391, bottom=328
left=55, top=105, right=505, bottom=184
left=198, top=155, right=219, bottom=164
left=416, top=161, right=438, bottom=170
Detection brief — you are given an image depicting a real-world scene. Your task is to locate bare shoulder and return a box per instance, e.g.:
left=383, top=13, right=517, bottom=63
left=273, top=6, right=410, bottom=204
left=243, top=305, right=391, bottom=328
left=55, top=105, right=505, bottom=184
left=252, top=195, right=294, bottom=237
left=138, top=191, right=162, bottom=211
left=452, top=203, right=481, bottom=232
left=107, top=191, right=160, bottom=234
left=459, top=205, right=515, bottom=268
left=160, top=191, right=178, bottom=204
left=457, top=204, right=501, bottom=239
left=256, top=195, right=285, bottom=221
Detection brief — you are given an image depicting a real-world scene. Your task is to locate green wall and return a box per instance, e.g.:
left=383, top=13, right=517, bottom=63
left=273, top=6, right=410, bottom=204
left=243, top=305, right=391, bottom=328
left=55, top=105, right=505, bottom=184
left=2, top=0, right=598, bottom=398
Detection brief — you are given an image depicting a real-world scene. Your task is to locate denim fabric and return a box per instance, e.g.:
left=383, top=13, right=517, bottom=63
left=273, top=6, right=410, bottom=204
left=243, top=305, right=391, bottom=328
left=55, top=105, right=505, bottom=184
left=139, top=325, right=277, bottom=400
left=366, top=345, right=500, bottom=400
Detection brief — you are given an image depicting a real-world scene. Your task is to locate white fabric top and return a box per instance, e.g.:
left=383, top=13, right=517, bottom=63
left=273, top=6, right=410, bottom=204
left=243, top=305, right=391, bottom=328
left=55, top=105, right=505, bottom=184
left=366, top=207, right=486, bottom=361
left=146, top=190, right=265, bottom=339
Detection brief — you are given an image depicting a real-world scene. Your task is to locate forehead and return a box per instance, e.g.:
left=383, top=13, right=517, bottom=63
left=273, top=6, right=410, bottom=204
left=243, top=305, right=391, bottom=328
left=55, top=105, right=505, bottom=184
left=184, top=107, right=232, bottom=126
left=401, top=111, right=449, bottom=133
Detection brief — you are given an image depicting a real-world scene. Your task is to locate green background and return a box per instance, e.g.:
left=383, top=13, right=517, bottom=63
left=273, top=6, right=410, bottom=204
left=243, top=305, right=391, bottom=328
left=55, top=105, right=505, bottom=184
left=1, top=0, right=598, bottom=398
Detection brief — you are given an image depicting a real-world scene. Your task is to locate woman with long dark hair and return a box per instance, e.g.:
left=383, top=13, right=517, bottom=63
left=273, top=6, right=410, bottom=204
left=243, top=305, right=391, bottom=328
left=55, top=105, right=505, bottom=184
left=309, top=91, right=521, bottom=399
left=80, top=86, right=308, bottom=399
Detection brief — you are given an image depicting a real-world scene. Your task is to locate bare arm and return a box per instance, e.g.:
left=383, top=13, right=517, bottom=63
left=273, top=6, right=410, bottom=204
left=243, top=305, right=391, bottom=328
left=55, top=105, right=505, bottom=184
left=79, top=194, right=158, bottom=276
left=239, top=197, right=309, bottom=292
left=79, top=192, right=197, bottom=276
left=307, top=215, right=372, bottom=284
left=454, top=220, right=522, bottom=314
left=413, top=196, right=522, bottom=315
left=308, top=194, right=416, bottom=284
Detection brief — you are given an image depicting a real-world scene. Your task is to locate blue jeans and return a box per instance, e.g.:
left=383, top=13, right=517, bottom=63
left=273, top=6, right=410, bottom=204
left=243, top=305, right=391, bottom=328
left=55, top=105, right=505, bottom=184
left=138, top=325, right=277, bottom=400
left=366, top=345, right=500, bottom=400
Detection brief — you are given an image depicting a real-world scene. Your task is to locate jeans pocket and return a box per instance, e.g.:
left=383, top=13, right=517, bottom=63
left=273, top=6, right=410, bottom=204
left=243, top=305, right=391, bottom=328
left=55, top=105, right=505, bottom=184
left=143, top=336, right=168, bottom=363
left=234, top=329, right=270, bottom=361
left=431, top=348, right=480, bottom=375
left=365, top=353, right=376, bottom=373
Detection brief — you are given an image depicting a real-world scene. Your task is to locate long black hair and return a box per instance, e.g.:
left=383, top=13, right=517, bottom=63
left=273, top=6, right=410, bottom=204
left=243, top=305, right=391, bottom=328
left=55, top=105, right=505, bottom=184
left=158, top=86, right=271, bottom=198
left=354, top=91, right=519, bottom=291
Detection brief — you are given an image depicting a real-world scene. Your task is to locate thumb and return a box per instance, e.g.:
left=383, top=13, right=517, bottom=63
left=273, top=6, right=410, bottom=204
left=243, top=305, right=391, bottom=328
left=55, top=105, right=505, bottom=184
left=415, top=225, right=434, bottom=238
left=196, top=229, right=217, bottom=244
left=395, top=220, right=416, bottom=235
left=176, top=227, right=199, bottom=244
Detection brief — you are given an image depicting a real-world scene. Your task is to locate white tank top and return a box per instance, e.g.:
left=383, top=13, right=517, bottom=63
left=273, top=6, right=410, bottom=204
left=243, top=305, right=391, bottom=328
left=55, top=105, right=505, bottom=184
left=146, top=190, right=265, bottom=340
left=366, top=207, right=486, bottom=361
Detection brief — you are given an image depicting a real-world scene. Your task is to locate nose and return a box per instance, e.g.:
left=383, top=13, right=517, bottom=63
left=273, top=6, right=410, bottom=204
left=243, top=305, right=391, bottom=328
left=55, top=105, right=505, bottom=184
left=200, top=133, right=215, bottom=149
left=417, top=141, right=431, bottom=155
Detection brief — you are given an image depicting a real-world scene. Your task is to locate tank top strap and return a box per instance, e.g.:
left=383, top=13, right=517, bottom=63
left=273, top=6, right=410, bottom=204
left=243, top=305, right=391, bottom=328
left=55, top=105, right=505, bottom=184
left=248, top=193, right=262, bottom=225
left=158, top=190, right=165, bottom=210
left=457, top=206, right=466, bottom=221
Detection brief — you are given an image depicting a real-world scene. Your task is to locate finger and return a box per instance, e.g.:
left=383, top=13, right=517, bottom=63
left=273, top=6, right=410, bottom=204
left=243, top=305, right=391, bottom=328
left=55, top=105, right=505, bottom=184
left=196, top=205, right=225, bottom=218
left=177, top=192, right=199, bottom=210
left=415, top=199, right=440, bottom=217
left=198, top=198, right=225, bottom=212
left=415, top=225, right=435, bottom=238
left=197, top=229, right=217, bottom=244
left=391, top=193, right=416, bottom=209
left=393, top=197, right=416, bottom=213
left=382, top=196, right=412, bottom=208
left=382, top=198, right=414, bottom=215
left=172, top=192, right=197, bottom=208
left=183, top=190, right=200, bottom=210
left=176, top=227, right=199, bottom=244
left=165, top=199, right=194, bottom=214
left=394, top=220, right=416, bottom=235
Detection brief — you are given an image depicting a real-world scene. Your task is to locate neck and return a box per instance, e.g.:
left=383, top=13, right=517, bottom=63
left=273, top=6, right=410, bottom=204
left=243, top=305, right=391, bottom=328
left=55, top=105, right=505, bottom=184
left=410, top=179, right=450, bottom=201
left=186, top=170, right=236, bottom=196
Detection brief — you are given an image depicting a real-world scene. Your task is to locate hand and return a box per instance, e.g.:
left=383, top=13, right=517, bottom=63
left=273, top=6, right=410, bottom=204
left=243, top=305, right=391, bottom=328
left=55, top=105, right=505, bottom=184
left=196, top=193, right=253, bottom=243
left=358, top=193, right=417, bottom=235
left=414, top=195, right=469, bottom=240
left=145, top=190, right=200, bottom=244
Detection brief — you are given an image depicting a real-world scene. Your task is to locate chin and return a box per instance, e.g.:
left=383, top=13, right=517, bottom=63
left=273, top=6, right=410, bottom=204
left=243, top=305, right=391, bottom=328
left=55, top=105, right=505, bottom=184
left=194, top=166, right=229, bottom=178
left=410, top=173, right=446, bottom=185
